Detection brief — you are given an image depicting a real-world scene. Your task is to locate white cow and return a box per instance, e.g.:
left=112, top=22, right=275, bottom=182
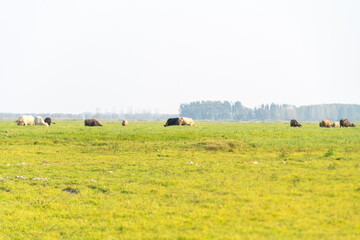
left=16, top=115, right=35, bottom=126
left=332, top=121, right=340, bottom=128
left=35, top=116, right=49, bottom=126
left=181, top=117, right=196, bottom=126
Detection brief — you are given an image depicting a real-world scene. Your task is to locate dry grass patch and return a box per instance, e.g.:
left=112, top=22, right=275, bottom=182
left=190, top=140, right=244, bottom=152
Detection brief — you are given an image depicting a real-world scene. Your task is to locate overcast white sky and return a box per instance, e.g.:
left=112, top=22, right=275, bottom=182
left=1, top=1, right=360, bottom=114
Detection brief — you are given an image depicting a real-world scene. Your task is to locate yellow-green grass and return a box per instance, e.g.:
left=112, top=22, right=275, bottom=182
left=0, top=121, right=359, bottom=239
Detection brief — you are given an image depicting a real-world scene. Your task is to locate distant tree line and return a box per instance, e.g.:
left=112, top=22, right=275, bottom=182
left=2, top=102, right=360, bottom=121
left=179, top=101, right=360, bottom=121
left=0, top=113, right=82, bottom=120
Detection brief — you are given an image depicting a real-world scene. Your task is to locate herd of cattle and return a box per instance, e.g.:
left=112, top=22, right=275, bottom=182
left=14, top=115, right=356, bottom=128
left=290, top=119, right=356, bottom=128
left=15, top=116, right=195, bottom=127
left=15, top=115, right=54, bottom=126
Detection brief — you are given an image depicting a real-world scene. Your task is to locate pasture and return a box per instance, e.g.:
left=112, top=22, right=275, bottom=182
left=0, top=121, right=360, bottom=239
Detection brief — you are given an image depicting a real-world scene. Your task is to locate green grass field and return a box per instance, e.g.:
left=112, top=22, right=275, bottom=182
left=0, top=121, right=360, bottom=239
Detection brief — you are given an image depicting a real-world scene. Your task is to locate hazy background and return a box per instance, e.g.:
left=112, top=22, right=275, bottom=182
left=1, top=0, right=359, bottom=114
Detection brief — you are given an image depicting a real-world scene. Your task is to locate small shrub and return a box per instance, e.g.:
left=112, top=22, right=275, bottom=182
left=328, top=163, right=337, bottom=170
left=279, top=148, right=290, bottom=159
left=191, top=141, right=242, bottom=152
left=249, top=143, right=257, bottom=148
left=62, top=187, right=79, bottom=194
left=291, top=176, right=301, bottom=186
left=88, top=185, right=109, bottom=193
left=323, top=149, right=334, bottom=158
left=0, top=186, right=10, bottom=192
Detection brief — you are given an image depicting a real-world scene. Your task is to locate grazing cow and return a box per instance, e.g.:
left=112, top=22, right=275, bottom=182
left=16, top=115, right=35, bottom=126
left=290, top=119, right=302, bottom=127
left=44, top=117, right=55, bottom=126
left=332, top=121, right=340, bottom=128
left=319, top=119, right=331, bottom=128
left=122, top=120, right=128, bottom=126
left=181, top=117, right=195, bottom=126
left=340, top=119, right=355, bottom=127
left=35, top=116, right=49, bottom=126
left=164, top=117, right=195, bottom=127
left=84, top=119, right=103, bottom=127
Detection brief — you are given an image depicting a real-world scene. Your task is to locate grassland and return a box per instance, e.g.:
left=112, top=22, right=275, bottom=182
left=0, top=121, right=360, bottom=239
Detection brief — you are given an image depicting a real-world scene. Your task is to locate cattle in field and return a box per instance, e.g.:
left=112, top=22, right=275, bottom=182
left=16, top=115, right=35, bottom=126
left=164, top=117, right=195, bottom=127
left=122, top=120, right=128, bottom=126
left=340, top=119, right=355, bottom=127
left=35, top=116, right=49, bottom=126
left=319, top=119, right=331, bottom=128
left=44, top=117, right=55, bottom=126
left=181, top=117, right=195, bottom=126
left=84, top=119, right=103, bottom=127
left=164, top=117, right=182, bottom=127
left=332, top=121, right=340, bottom=128
left=290, top=119, right=302, bottom=127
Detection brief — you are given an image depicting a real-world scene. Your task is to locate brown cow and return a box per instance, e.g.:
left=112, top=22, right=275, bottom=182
left=319, top=119, right=331, bottom=128
left=122, top=120, right=128, bottom=126
left=340, top=119, right=355, bottom=127
left=164, top=117, right=195, bottom=127
left=84, top=119, right=103, bottom=127
left=290, top=119, right=302, bottom=127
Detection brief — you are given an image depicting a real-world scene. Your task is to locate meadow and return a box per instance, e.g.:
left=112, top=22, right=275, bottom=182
left=0, top=121, right=359, bottom=239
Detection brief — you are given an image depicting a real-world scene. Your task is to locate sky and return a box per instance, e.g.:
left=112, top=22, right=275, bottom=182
left=1, top=0, right=360, bottom=114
